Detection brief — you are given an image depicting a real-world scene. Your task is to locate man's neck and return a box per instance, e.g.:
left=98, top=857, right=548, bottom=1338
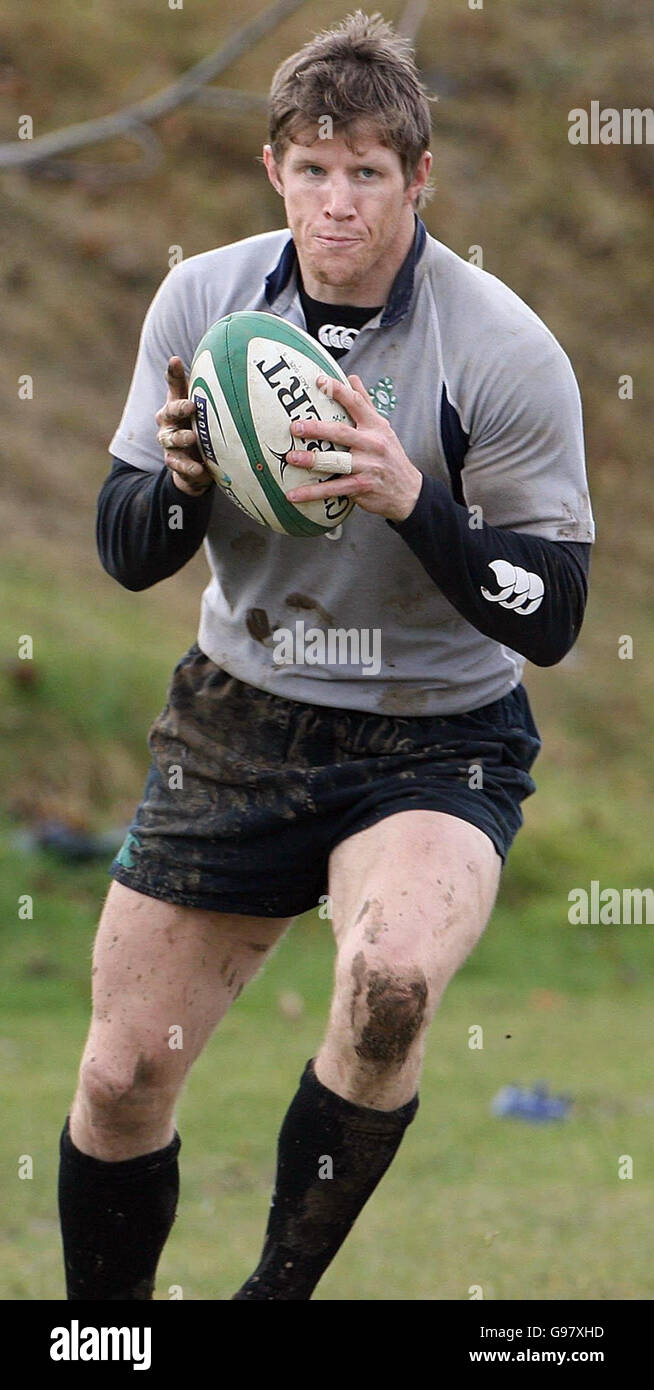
left=297, top=209, right=417, bottom=307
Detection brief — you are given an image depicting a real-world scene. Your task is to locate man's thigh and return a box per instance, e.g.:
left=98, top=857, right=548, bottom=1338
left=75, top=880, right=291, bottom=1132
left=329, top=808, right=501, bottom=969
left=316, top=811, right=501, bottom=1106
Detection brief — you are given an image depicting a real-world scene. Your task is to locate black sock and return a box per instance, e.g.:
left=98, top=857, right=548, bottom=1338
left=233, top=1058, right=419, bottom=1300
left=58, top=1116, right=181, bottom=1300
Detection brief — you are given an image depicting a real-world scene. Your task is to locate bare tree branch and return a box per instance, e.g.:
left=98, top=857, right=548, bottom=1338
left=194, top=88, right=269, bottom=113
left=29, top=125, right=164, bottom=187
left=0, top=0, right=308, bottom=175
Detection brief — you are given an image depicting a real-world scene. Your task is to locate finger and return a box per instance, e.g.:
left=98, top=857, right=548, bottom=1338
left=165, top=398, right=196, bottom=423
left=165, top=356, right=189, bottom=401
left=157, top=425, right=197, bottom=451
left=308, top=450, right=352, bottom=476
left=316, top=371, right=372, bottom=421
left=290, top=418, right=361, bottom=449
left=164, top=449, right=212, bottom=483
left=347, top=373, right=371, bottom=401
left=170, top=474, right=213, bottom=496
left=286, top=475, right=366, bottom=502
left=286, top=449, right=353, bottom=475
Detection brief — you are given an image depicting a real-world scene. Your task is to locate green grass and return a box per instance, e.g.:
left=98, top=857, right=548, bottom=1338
left=3, top=907, right=652, bottom=1301
left=3, top=795, right=653, bottom=1301
left=0, top=556, right=200, bottom=824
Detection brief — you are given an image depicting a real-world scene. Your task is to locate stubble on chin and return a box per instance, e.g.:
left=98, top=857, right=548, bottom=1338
left=311, top=267, right=358, bottom=291
left=303, top=243, right=373, bottom=292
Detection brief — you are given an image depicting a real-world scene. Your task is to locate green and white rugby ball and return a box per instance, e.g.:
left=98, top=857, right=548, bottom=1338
left=188, top=310, right=355, bottom=536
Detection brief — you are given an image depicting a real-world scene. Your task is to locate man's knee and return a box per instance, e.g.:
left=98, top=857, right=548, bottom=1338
left=79, top=1048, right=181, bottom=1126
left=344, top=950, right=430, bottom=1069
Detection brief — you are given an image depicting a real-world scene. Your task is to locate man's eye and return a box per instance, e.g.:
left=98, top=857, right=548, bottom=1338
left=306, top=166, right=324, bottom=176
left=359, top=168, right=378, bottom=179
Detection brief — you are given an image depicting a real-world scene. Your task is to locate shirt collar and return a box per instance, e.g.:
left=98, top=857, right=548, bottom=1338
left=264, top=215, right=427, bottom=328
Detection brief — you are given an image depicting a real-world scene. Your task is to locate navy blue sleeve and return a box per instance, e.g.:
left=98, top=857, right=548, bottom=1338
left=96, top=458, right=215, bottom=591
left=387, top=474, right=591, bottom=667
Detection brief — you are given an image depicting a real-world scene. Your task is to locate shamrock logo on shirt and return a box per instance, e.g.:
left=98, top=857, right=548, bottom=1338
left=368, top=376, right=397, bottom=416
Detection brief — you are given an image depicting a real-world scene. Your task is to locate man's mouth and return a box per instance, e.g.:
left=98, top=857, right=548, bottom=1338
left=313, top=235, right=362, bottom=246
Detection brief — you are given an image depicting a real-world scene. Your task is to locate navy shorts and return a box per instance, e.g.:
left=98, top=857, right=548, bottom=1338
left=110, top=642, right=541, bottom=918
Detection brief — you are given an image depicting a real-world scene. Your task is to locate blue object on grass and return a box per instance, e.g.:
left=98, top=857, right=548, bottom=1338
left=491, top=1083, right=572, bottom=1122
left=14, top=821, right=127, bottom=863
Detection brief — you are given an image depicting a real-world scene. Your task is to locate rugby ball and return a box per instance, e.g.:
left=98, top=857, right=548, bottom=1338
left=188, top=311, right=356, bottom=537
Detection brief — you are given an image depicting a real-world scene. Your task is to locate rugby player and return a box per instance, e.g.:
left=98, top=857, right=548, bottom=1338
left=58, top=11, right=595, bottom=1300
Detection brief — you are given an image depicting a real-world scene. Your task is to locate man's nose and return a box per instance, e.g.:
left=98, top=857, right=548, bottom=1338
left=323, top=175, right=356, bottom=218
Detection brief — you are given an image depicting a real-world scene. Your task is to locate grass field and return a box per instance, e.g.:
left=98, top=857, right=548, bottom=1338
left=2, top=839, right=652, bottom=1302
left=2, top=564, right=653, bottom=1301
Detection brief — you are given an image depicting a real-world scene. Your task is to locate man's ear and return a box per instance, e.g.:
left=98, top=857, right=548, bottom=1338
left=263, top=144, right=284, bottom=196
left=405, top=149, right=432, bottom=207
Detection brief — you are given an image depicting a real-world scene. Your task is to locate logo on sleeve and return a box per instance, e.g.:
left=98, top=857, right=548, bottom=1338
left=480, top=560, right=545, bottom=614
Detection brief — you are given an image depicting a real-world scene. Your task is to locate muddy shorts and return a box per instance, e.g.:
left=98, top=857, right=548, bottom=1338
left=110, top=642, right=541, bottom=918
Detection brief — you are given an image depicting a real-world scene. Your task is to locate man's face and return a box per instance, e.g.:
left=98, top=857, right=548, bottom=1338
left=263, top=124, right=430, bottom=298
